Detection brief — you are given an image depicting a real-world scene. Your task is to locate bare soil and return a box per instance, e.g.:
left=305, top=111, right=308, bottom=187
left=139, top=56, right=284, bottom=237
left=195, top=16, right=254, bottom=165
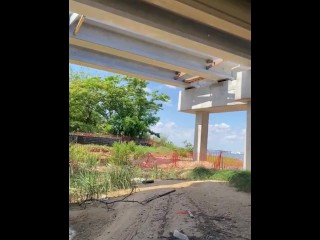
left=69, top=180, right=251, bottom=240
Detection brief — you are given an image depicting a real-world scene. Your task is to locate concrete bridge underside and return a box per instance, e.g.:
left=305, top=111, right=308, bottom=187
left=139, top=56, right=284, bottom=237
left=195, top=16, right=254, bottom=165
left=69, top=0, right=251, bottom=170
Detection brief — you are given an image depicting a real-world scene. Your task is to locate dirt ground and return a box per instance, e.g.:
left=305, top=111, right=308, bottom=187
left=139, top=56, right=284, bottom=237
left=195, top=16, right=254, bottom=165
left=69, top=180, right=251, bottom=240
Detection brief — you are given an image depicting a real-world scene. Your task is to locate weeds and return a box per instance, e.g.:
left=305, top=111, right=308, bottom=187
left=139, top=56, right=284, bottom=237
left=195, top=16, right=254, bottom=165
left=69, top=143, right=250, bottom=203
left=109, top=141, right=147, bottom=165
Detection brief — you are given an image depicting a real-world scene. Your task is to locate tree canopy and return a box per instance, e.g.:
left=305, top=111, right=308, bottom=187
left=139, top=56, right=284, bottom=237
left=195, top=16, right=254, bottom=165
left=69, top=74, right=169, bottom=138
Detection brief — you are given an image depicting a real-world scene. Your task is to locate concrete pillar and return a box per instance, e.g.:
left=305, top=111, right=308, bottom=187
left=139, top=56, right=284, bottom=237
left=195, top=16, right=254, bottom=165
left=193, top=112, right=209, bottom=161
left=244, top=101, right=251, bottom=170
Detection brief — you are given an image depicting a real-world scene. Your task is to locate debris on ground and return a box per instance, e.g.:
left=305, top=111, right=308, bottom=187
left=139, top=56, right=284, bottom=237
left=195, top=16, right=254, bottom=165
left=173, top=229, right=189, bottom=240
left=79, top=188, right=176, bottom=208
left=142, top=179, right=155, bottom=184
left=132, top=178, right=146, bottom=184
left=187, top=210, right=194, bottom=218
left=176, top=210, right=194, bottom=218
left=69, top=227, right=76, bottom=240
left=176, top=211, right=189, bottom=214
left=142, top=189, right=176, bottom=204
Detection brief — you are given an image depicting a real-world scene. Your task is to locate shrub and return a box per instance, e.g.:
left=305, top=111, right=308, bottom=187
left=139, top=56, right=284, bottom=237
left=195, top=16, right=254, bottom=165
left=229, top=171, right=251, bottom=192
left=109, top=141, right=135, bottom=165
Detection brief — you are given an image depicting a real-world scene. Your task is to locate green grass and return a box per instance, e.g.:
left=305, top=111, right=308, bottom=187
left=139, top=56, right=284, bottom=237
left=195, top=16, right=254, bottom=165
left=229, top=171, right=251, bottom=192
left=187, top=167, right=234, bottom=180
left=142, top=145, right=174, bottom=154
left=187, top=167, right=251, bottom=192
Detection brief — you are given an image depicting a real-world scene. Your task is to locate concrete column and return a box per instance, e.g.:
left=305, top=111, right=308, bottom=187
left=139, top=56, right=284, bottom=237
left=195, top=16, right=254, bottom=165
left=244, top=101, right=251, bottom=170
left=193, top=112, right=209, bottom=161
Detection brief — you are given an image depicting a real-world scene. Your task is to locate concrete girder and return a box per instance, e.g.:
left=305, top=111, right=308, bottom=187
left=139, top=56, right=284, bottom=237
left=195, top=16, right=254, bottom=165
left=69, top=20, right=234, bottom=81
left=69, top=0, right=251, bottom=66
left=69, top=45, right=190, bottom=87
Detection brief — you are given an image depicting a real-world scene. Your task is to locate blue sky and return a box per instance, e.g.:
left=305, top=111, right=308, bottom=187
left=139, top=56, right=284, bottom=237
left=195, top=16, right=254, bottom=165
left=70, top=64, right=246, bottom=153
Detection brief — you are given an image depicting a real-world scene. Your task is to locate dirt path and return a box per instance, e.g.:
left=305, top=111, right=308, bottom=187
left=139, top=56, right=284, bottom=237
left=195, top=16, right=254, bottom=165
left=69, top=180, right=251, bottom=240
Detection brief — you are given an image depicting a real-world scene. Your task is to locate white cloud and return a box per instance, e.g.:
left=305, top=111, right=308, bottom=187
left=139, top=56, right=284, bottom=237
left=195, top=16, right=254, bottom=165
left=151, top=121, right=245, bottom=152
left=145, top=87, right=152, bottom=93
left=209, top=123, right=231, bottom=133
left=224, top=135, right=238, bottom=140
left=164, top=85, right=177, bottom=89
left=207, top=123, right=245, bottom=151
left=214, top=123, right=230, bottom=129
left=223, top=133, right=245, bottom=143
left=165, top=122, right=176, bottom=129
left=150, top=121, right=193, bottom=146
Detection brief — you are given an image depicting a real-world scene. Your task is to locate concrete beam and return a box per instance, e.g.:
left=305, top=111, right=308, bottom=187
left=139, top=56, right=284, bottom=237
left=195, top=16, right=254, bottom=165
left=180, top=103, right=247, bottom=114
left=69, top=0, right=251, bottom=66
left=178, top=80, right=249, bottom=113
left=69, top=45, right=189, bottom=87
left=69, top=20, right=234, bottom=81
left=144, top=0, right=251, bottom=40
left=194, top=112, right=209, bottom=161
left=244, top=101, right=251, bottom=170
left=179, top=82, right=231, bottom=111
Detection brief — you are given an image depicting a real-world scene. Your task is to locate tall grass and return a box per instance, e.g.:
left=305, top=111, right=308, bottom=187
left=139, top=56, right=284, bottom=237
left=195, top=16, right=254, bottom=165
left=69, top=143, right=250, bottom=203
left=69, top=157, right=106, bottom=202
left=69, top=164, right=136, bottom=202
left=109, top=141, right=147, bottom=165
left=69, top=142, right=144, bottom=202
left=106, top=165, right=135, bottom=190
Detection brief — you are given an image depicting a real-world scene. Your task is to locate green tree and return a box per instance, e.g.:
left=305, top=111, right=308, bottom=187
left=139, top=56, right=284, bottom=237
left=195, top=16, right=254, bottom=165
left=69, top=67, right=91, bottom=81
left=69, top=75, right=169, bottom=138
left=69, top=77, right=109, bottom=132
